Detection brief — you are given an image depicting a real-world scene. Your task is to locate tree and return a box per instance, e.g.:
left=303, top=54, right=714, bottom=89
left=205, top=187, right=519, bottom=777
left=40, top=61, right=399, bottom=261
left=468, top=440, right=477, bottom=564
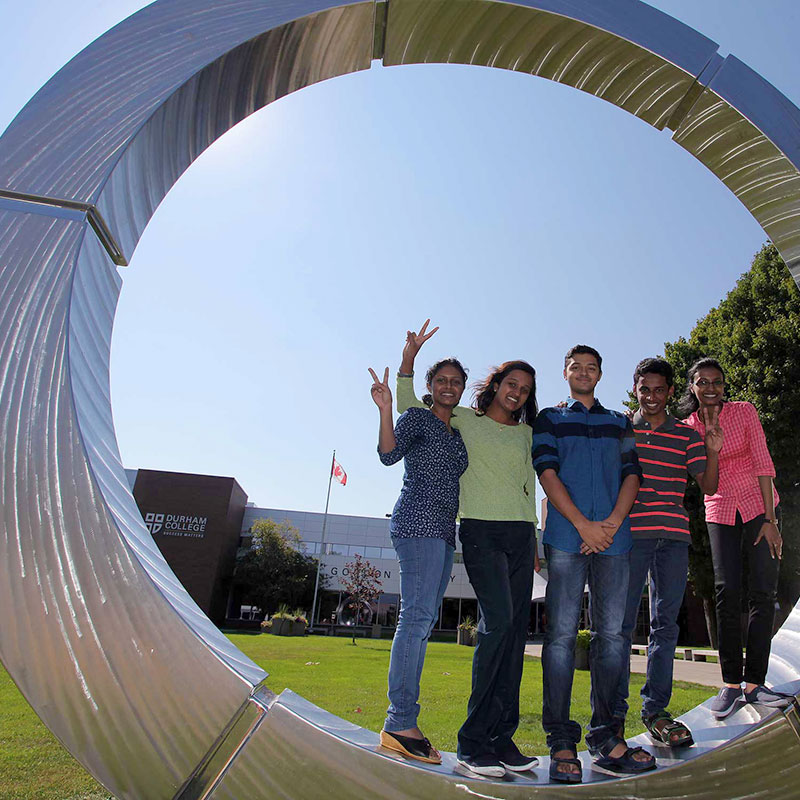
left=340, top=553, right=383, bottom=645
left=234, top=518, right=321, bottom=618
left=661, top=244, right=800, bottom=637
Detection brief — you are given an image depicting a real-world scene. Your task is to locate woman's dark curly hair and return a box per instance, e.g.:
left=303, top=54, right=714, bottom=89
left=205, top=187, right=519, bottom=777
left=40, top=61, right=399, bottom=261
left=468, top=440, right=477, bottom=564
left=677, top=357, right=725, bottom=417
left=473, top=360, right=538, bottom=424
left=421, top=358, right=468, bottom=407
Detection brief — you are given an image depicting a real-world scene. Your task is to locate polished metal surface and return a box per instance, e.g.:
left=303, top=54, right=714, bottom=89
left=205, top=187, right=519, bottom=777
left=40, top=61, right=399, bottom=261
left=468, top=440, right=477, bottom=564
left=1, top=0, right=800, bottom=797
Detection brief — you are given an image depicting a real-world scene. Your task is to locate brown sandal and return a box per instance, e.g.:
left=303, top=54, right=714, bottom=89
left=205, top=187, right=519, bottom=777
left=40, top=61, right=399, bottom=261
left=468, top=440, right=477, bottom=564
left=380, top=730, right=442, bottom=764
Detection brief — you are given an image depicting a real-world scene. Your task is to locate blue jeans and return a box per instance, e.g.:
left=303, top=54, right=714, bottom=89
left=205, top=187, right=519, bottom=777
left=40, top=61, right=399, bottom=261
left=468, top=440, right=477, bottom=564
left=384, top=536, right=454, bottom=731
left=542, top=545, right=629, bottom=753
left=613, top=538, right=688, bottom=721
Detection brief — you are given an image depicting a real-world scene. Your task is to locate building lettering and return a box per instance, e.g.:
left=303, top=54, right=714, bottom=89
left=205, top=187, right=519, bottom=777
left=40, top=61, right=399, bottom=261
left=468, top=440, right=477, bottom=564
left=145, top=511, right=207, bottom=538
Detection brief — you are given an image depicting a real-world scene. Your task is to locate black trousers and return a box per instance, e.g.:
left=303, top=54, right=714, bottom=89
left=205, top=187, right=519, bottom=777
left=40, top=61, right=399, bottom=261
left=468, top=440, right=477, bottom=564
left=707, top=511, right=780, bottom=685
left=456, top=519, right=535, bottom=759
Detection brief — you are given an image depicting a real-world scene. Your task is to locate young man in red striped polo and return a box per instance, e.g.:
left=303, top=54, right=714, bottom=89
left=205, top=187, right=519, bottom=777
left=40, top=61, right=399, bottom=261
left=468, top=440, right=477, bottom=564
left=611, top=358, right=722, bottom=747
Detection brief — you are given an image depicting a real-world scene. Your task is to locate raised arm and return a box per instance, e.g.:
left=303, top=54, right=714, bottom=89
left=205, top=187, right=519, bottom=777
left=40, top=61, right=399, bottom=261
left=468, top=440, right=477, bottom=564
left=370, top=367, right=423, bottom=466
left=693, top=405, right=721, bottom=495
left=396, top=319, right=438, bottom=413
left=369, top=367, right=396, bottom=454
left=399, top=318, right=439, bottom=375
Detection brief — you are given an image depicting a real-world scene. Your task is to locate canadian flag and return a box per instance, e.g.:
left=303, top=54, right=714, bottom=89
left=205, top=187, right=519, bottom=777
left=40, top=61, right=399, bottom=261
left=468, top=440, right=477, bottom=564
left=332, top=458, right=347, bottom=486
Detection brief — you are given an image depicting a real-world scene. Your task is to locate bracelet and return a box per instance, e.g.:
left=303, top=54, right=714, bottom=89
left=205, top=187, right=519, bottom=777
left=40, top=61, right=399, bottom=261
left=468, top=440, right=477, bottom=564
left=397, top=371, right=414, bottom=378
left=764, top=518, right=778, bottom=525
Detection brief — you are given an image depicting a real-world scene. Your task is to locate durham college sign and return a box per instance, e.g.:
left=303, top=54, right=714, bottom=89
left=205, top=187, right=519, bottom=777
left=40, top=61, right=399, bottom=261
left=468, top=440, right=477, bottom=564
left=145, top=512, right=208, bottom=538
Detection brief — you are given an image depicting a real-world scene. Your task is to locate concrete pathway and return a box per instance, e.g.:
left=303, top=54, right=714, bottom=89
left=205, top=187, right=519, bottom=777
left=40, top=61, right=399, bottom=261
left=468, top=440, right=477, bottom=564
left=524, top=643, right=720, bottom=687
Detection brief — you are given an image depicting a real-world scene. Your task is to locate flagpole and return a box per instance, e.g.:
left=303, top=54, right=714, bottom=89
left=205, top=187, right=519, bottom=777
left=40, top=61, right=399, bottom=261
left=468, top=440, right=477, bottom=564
left=309, top=449, right=335, bottom=632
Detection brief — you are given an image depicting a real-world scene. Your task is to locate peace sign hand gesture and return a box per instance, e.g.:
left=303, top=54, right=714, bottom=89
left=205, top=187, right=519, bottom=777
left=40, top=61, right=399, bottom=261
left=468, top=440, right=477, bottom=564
left=701, top=404, right=724, bottom=454
left=401, top=318, right=439, bottom=372
left=369, top=367, right=393, bottom=410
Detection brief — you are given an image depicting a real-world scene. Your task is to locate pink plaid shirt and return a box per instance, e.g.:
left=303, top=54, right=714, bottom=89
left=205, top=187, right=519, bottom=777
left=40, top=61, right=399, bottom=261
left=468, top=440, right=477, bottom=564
left=683, top=401, right=779, bottom=525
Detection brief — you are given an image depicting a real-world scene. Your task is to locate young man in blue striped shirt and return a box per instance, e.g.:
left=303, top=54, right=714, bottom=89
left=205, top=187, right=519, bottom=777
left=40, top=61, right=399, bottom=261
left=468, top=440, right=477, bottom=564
left=533, top=345, right=653, bottom=782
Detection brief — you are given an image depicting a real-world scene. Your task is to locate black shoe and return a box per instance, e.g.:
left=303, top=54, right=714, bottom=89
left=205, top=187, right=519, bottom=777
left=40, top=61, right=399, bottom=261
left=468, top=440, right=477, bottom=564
left=457, top=754, right=506, bottom=778
left=743, top=684, right=794, bottom=709
left=495, top=741, right=539, bottom=772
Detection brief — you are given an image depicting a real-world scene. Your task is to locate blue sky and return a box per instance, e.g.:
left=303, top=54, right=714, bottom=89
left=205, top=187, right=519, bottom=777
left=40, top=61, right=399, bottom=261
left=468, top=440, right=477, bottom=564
left=1, top=1, right=799, bottom=520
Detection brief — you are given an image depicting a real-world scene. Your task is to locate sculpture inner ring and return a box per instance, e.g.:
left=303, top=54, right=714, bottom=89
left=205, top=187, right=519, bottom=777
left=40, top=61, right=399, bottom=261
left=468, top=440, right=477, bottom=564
left=1, top=1, right=800, bottom=797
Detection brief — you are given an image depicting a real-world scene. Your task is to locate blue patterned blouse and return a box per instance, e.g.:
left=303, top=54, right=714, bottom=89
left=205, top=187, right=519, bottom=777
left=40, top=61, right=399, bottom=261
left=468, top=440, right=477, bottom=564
left=379, top=407, right=469, bottom=547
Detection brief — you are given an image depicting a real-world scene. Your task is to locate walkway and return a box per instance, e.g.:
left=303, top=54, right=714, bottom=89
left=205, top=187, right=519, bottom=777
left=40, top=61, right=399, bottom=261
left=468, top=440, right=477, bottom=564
left=524, top=643, right=719, bottom=686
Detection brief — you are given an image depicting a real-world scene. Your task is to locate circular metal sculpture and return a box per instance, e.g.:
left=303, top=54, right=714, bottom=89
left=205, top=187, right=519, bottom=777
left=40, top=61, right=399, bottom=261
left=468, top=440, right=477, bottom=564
left=1, top=1, right=800, bottom=797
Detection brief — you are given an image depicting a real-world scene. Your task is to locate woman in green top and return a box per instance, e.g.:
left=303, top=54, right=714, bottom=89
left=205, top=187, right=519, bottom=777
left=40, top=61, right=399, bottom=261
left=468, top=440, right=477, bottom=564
left=397, top=320, right=540, bottom=778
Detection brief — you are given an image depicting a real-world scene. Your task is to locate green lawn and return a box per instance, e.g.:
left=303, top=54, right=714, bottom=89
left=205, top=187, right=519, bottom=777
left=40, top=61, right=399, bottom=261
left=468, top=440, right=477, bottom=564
left=0, top=666, right=112, bottom=799
left=0, top=634, right=713, bottom=798
left=236, top=634, right=712, bottom=754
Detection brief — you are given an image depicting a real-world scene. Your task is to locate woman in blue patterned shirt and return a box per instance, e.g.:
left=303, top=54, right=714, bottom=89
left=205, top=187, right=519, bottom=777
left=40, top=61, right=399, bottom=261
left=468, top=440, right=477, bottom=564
left=369, top=357, right=469, bottom=764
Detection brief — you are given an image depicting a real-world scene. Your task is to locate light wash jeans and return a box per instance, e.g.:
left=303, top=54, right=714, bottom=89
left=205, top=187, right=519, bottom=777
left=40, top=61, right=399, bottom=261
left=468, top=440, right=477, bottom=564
left=541, top=545, right=629, bottom=754
left=613, top=538, right=688, bottom=721
left=384, top=536, right=454, bottom=731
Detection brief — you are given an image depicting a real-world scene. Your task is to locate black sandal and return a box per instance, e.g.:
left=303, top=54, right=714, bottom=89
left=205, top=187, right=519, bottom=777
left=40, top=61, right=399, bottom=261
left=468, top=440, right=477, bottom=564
left=643, top=711, right=694, bottom=747
left=592, top=735, right=656, bottom=776
left=380, top=730, right=442, bottom=764
left=548, top=749, right=582, bottom=783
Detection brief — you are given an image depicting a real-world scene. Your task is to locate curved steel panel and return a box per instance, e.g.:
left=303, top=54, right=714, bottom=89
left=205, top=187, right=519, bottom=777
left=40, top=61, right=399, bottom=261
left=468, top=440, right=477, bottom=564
left=1, top=0, right=800, bottom=797
left=0, top=0, right=373, bottom=206
left=0, top=208, right=260, bottom=798
left=383, top=0, right=717, bottom=130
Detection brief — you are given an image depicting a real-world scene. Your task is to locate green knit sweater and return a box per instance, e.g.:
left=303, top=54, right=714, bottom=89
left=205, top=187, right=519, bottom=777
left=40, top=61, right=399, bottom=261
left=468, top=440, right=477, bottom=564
left=397, top=376, right=537, bottom=524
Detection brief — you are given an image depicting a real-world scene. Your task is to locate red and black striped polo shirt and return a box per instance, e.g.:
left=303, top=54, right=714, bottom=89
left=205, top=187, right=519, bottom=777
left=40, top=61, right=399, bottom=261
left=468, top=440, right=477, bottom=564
left=630, top=411, right=706, bottom=541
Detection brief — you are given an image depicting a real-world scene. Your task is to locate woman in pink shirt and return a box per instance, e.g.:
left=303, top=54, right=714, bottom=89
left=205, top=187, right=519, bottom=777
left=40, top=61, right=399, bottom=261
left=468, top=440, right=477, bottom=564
left=679, top=357, right=791, bottom=719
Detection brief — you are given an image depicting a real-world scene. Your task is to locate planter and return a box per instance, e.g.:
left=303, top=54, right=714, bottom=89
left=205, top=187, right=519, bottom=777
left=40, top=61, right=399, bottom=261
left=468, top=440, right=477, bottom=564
left=290, top=620, right=307, bottom=636
left=457, top=629, right=477, bottom=647
left=271, top=618, right=292, bottom=636
left=371, top=624, right=382, bottom=639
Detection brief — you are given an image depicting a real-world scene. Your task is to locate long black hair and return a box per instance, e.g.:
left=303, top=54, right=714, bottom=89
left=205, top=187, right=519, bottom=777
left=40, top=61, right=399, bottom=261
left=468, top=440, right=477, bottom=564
left=421, top=357, right=468, bottom=407
left=677, top=357, right=725, bottom=417
left=473, top=360, right=538, bottom=425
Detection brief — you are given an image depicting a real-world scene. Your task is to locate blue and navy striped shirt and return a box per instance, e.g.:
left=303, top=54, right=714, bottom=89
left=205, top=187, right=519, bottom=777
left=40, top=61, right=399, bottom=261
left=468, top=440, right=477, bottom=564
left=532, top=398, right=642, bottom=555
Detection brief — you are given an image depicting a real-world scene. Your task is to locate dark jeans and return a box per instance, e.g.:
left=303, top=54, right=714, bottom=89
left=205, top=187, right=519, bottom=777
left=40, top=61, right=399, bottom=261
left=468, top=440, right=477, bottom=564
left=542, top=545, right=629, bottom=754
left=707, top=511, right=780, bottom=685
left=457, top=519, right=535, bottom=760
left=613, top=538, right=688, bottom=721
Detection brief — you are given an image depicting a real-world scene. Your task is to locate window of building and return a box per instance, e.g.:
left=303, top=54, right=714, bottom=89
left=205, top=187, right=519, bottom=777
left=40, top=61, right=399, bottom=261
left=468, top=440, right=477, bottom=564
left=459, top=599, right=478, bottom=627
left=375, top=593, right=399, bottom=626
left=440, top=598, right=459, bottom=630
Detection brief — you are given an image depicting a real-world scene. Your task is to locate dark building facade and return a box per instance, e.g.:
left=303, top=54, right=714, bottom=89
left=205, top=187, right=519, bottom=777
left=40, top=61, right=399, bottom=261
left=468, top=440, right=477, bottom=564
left=131, top=469, right=247, bottom=623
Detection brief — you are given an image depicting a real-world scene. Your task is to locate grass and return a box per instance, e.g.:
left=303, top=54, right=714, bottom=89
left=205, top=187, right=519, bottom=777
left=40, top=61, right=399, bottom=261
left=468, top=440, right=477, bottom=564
left=236, top=634, right=712, bottom=753
left=0, top=667, right=112, bottom=799
left=0, top=634, right=714, bottom=798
